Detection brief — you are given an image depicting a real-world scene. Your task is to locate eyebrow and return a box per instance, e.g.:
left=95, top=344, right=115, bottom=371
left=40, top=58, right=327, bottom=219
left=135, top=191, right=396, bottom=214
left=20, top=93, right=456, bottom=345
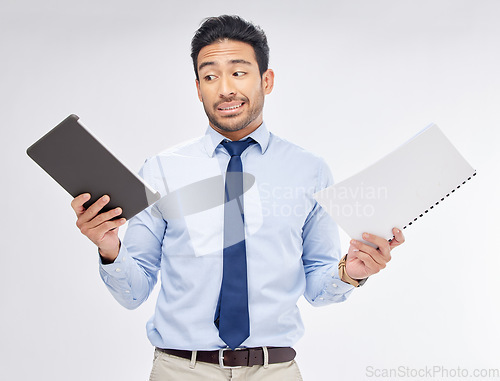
left=198, top=59, right=253, bottom=72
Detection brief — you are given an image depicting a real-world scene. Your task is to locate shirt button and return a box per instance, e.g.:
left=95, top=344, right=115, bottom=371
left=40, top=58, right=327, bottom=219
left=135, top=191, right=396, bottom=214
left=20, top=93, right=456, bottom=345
left=125, top=290, right=130, bottom=294
left=319, top=297, right=324, bottom=300
left=115, top=268, right=122, bottom=272
left=332, top=283, right=338, bottom=288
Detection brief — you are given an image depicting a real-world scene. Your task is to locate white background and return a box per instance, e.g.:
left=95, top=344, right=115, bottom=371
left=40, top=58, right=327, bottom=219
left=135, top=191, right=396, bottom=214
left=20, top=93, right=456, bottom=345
left=1, top=1, right=498, bottom=380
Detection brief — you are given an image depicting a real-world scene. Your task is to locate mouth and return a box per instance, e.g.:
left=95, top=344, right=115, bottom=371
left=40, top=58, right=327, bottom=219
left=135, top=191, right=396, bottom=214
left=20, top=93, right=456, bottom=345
left=217, top=101, right=245, bottom=115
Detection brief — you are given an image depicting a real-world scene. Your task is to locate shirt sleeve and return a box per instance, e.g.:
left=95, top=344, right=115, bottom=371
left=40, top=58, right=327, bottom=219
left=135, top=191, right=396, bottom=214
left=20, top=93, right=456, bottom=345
left=302, top=158, right=355, bottom=306
left=98, top=159, right=166, bottom=310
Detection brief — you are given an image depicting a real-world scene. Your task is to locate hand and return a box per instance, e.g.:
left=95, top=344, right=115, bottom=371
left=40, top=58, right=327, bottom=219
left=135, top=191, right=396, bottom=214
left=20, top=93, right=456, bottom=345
left=71, top=193, right=126, bottom=262
left=345, top=228, right=405, bottom=280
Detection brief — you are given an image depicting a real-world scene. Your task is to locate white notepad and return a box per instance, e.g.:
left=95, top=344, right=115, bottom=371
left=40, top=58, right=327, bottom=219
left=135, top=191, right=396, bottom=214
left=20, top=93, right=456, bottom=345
left=314, top=124, right=476, bottom=246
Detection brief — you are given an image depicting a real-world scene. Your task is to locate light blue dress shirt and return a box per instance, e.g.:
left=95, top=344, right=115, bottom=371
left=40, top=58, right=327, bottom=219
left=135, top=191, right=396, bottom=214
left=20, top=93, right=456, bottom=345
left=99, top=123, right=354, bottom=350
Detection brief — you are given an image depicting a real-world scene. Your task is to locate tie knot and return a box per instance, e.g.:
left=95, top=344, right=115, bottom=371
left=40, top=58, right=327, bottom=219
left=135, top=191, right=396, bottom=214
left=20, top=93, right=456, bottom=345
left=221, top=138, right=255, bottom=157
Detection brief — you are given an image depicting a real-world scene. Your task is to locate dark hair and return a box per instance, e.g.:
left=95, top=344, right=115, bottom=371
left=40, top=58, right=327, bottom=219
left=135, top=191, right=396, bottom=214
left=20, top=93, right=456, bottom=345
left=191, top=15, right=270, bottom=80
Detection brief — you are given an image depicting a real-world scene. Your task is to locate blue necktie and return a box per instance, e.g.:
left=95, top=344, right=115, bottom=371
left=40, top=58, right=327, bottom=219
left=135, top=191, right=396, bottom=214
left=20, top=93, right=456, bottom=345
left=215, top=138, right=255, bottom=350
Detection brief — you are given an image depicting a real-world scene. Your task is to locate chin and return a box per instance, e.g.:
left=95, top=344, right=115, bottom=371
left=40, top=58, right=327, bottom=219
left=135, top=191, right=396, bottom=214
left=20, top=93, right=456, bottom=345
left=213, top=116, right=249, bottom=132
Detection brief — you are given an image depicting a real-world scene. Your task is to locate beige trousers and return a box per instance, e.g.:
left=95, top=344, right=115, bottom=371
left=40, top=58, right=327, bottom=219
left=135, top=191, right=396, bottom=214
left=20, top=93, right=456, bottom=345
left=149, top=348, right=303, bottom=381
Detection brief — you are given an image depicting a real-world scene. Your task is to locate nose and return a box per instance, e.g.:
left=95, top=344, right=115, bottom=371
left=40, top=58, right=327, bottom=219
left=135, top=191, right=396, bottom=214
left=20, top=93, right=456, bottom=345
left=218, top=75, right=236, bottom=98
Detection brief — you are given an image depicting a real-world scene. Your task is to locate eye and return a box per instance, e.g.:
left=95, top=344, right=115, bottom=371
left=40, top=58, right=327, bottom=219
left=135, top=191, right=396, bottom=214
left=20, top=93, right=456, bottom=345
left=204, top=75, right=217, bottom=81
left=233, top=71, right=246, bottom=77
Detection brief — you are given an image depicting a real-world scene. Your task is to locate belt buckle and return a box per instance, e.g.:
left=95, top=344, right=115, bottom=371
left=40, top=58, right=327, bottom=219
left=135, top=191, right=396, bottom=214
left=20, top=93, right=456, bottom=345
left=219, top=348, right=243, bottom=369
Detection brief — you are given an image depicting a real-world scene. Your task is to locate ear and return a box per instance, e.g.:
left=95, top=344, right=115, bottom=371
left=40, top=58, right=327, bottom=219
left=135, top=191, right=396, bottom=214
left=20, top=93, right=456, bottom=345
left=195, top=79, right=203, bottom=102
left=262, top=69, right=275, bottom=95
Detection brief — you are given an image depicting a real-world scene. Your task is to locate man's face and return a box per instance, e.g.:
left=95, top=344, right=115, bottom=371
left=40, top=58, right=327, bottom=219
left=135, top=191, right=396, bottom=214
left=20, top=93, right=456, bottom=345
left=195, top=39, right=274, bottom=137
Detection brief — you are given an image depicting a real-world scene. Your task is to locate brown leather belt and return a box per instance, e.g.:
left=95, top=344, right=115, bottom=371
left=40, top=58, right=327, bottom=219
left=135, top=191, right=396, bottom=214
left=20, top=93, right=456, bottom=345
left=157, top=346, right=296, bottom=368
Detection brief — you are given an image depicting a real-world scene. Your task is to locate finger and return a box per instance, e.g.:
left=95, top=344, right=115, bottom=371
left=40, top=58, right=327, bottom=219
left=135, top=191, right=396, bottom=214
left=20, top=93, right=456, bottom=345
left=93, top=219, right=127, bottom=243
left=352, top=249, right=385, bottom=274
left=389, top=227, right=405, bottom=249
left=362, top=232, right=392, bottom=260
left=71, top=193, right=91, bottom=216
left=86, top=207, right=123, bottom=230
left=79, top=195, right=111, bottom=224
left=351, top=239, right=388, bottom=267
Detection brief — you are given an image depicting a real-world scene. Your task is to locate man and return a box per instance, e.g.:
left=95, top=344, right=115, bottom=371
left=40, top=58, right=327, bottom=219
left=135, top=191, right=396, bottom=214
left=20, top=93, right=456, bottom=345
left=71, top=15, right=404, bottom=380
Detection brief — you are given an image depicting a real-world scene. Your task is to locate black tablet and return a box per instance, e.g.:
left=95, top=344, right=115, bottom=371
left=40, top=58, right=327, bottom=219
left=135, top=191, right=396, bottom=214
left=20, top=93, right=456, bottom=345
left=27, top=114, right=161, bottom=220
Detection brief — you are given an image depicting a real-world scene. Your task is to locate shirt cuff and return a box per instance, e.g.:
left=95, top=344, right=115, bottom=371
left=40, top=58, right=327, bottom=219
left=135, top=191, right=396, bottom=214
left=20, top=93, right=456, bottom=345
left=99, top=244, right=131, bottom=280
left=98, top=244, right=137, bottom=306
left=312, top=266, right=355, bottom=306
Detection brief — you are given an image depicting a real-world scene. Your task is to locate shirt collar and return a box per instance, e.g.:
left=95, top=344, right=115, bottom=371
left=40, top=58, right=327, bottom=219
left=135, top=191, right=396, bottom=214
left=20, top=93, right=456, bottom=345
left=203, top=122, right=270, bottom=157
